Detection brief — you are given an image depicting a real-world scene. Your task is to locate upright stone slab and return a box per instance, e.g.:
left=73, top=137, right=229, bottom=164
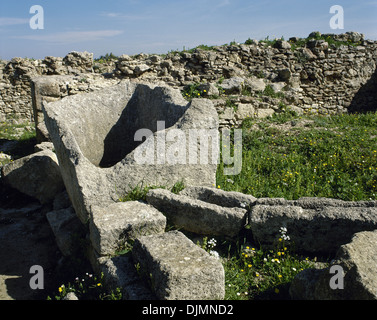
left=89, top=201, right=166, bottom=256
left=43, top=80, right=219, bottom=224
left=132, top=231, right=225, bottom=300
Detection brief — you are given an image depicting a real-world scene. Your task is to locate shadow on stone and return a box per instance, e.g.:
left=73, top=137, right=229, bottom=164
left=349, top=66, right=377, bottom=113
left=99, top=85, right=188, bottom=168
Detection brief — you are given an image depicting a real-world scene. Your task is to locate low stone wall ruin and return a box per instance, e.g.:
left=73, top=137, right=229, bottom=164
left=1, top=31, right=377, bottom=130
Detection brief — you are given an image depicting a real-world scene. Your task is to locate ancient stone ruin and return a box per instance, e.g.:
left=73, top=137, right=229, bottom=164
left=43, top=81, right=219, bottom=224
left=1, top=31, right=377, bottom=300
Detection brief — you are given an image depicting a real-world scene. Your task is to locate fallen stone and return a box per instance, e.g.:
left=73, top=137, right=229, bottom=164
left=249, top=201, right=377, bottom=254
left=288, top=267, right=323, bottom=300
left=1, top=150, right=65, bottom=204
left=134, top=64, right=151, bottom=75
left=197, top=83, right=220, bottom=96
left=244, top=77, right=266, bottom=92
left=220, top=77, right=244, bottom=94
left=53, top=190, right=72, bottom=210
left=257, top=108, right=275, bottom=118
left=0, top=153, right=11, bottom=162
left=290, top=229, right=377, bottom=300
left=34, top=142, right=55, bottom=153
left=90, top=201, right=166, bottom=256
left=132, top=230, right=225, bottom=300
left=63, top=292, right=79, bottom=300
left=146, top=188, right=247, bottom=237
left=273, top=40, right=292, bottom=50
left=180, top=186, right=256, bottom=208
left=43, top=80, right=219, bottom=223
left=46, top=207, right=84, bottom=256
left=96, top=254, right=156, bottom=300
left=31, top=76, right=69, bottom=142
left=63, top=51, right=93, bottom=73
left=235, top=103, right=255, bottom=120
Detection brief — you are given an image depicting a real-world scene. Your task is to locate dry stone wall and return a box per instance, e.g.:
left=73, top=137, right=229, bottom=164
left=1, top=32, right=377, bottom=127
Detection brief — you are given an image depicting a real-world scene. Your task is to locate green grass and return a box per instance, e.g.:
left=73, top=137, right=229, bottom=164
left=255, top=33, right=362, bottom=51
left=48, top=272, right=123, bottom=300
left=222, top=237, right=317, bottom=300
left=118, top=180, right=185, bottom=202
left=0, top=121, right=35, bottom=141
left=114, top=111, right=377, bottom=300
left=0, top=121, right=36, bottom=166
left=217, top=111, right=377, bottom=201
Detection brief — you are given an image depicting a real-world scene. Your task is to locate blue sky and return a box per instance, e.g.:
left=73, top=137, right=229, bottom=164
left=0, top=0, right=376, bottom=60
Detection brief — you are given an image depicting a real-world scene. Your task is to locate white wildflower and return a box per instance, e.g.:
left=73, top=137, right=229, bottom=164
left=207, top=238, right=217, bottom=249
left=209, top=250, right=220, bottom=259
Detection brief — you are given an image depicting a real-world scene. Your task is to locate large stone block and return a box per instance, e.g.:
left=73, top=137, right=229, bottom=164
left=43, top=80, right=219, bottom=223
left=96, top=254, right=156, bottom=300
left=180, top=186, right=256, bottom=208
left=1, top=150, right=64, bottom=204
left=46, top=207, right=84, bottom=256
left=249, top=198, right=377, bottom=254
left=31, top=75, right=71, bottom=142
left=132, top=231, right=225, bottom=300
left=146, top=188, right=247, bottom=237
left=290, top=229, right=377, bottom=300
left=90, top=201, right=166, bottom=256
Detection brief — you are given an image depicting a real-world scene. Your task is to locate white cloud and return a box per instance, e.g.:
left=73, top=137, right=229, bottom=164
left=0, top=17, right=29, bottom=26
left=13, top=30, right=124, bottom=44
left=100, top=12, right=152, bottom=21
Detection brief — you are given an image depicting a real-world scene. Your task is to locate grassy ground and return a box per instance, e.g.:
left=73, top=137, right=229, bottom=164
left=217, top=111, right=377, bottom=201
left=215, top=110, right=377, bottom=299
left=0, top=121, right=36, bottom=167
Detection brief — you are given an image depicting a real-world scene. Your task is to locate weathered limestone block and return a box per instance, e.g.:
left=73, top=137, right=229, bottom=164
left=46, top=206, right=84, bottom=256
left=89, top=201, right=166, bottom=256
left=235, top=103, right=255, bottom=120
left=274, top=40, right=292, bottom=50
left=43, top=80, right=219, bottom=224
left=132, top=231, right=225, bottom=300
left=244, top=77, right=266, bottom=92
left=146, top=188, right=247, bottom=237
left=31, top=74, right=120, bottom=143
left=180, top=186, right=256, bottom=208
left=96, top=254, right=156, bottom=300
left=221, top=77, right=245, bottom=94
left=34, top=141, right=54, bottom=153
left=1, top=150, right=64, bottom=204
left=31, top=75, right=71, bottom=142
left=290, top=229, right=377, bottom=300
left=249, top=199, right=377, bottom=254
left=257, top=108, right=275, bottom=118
